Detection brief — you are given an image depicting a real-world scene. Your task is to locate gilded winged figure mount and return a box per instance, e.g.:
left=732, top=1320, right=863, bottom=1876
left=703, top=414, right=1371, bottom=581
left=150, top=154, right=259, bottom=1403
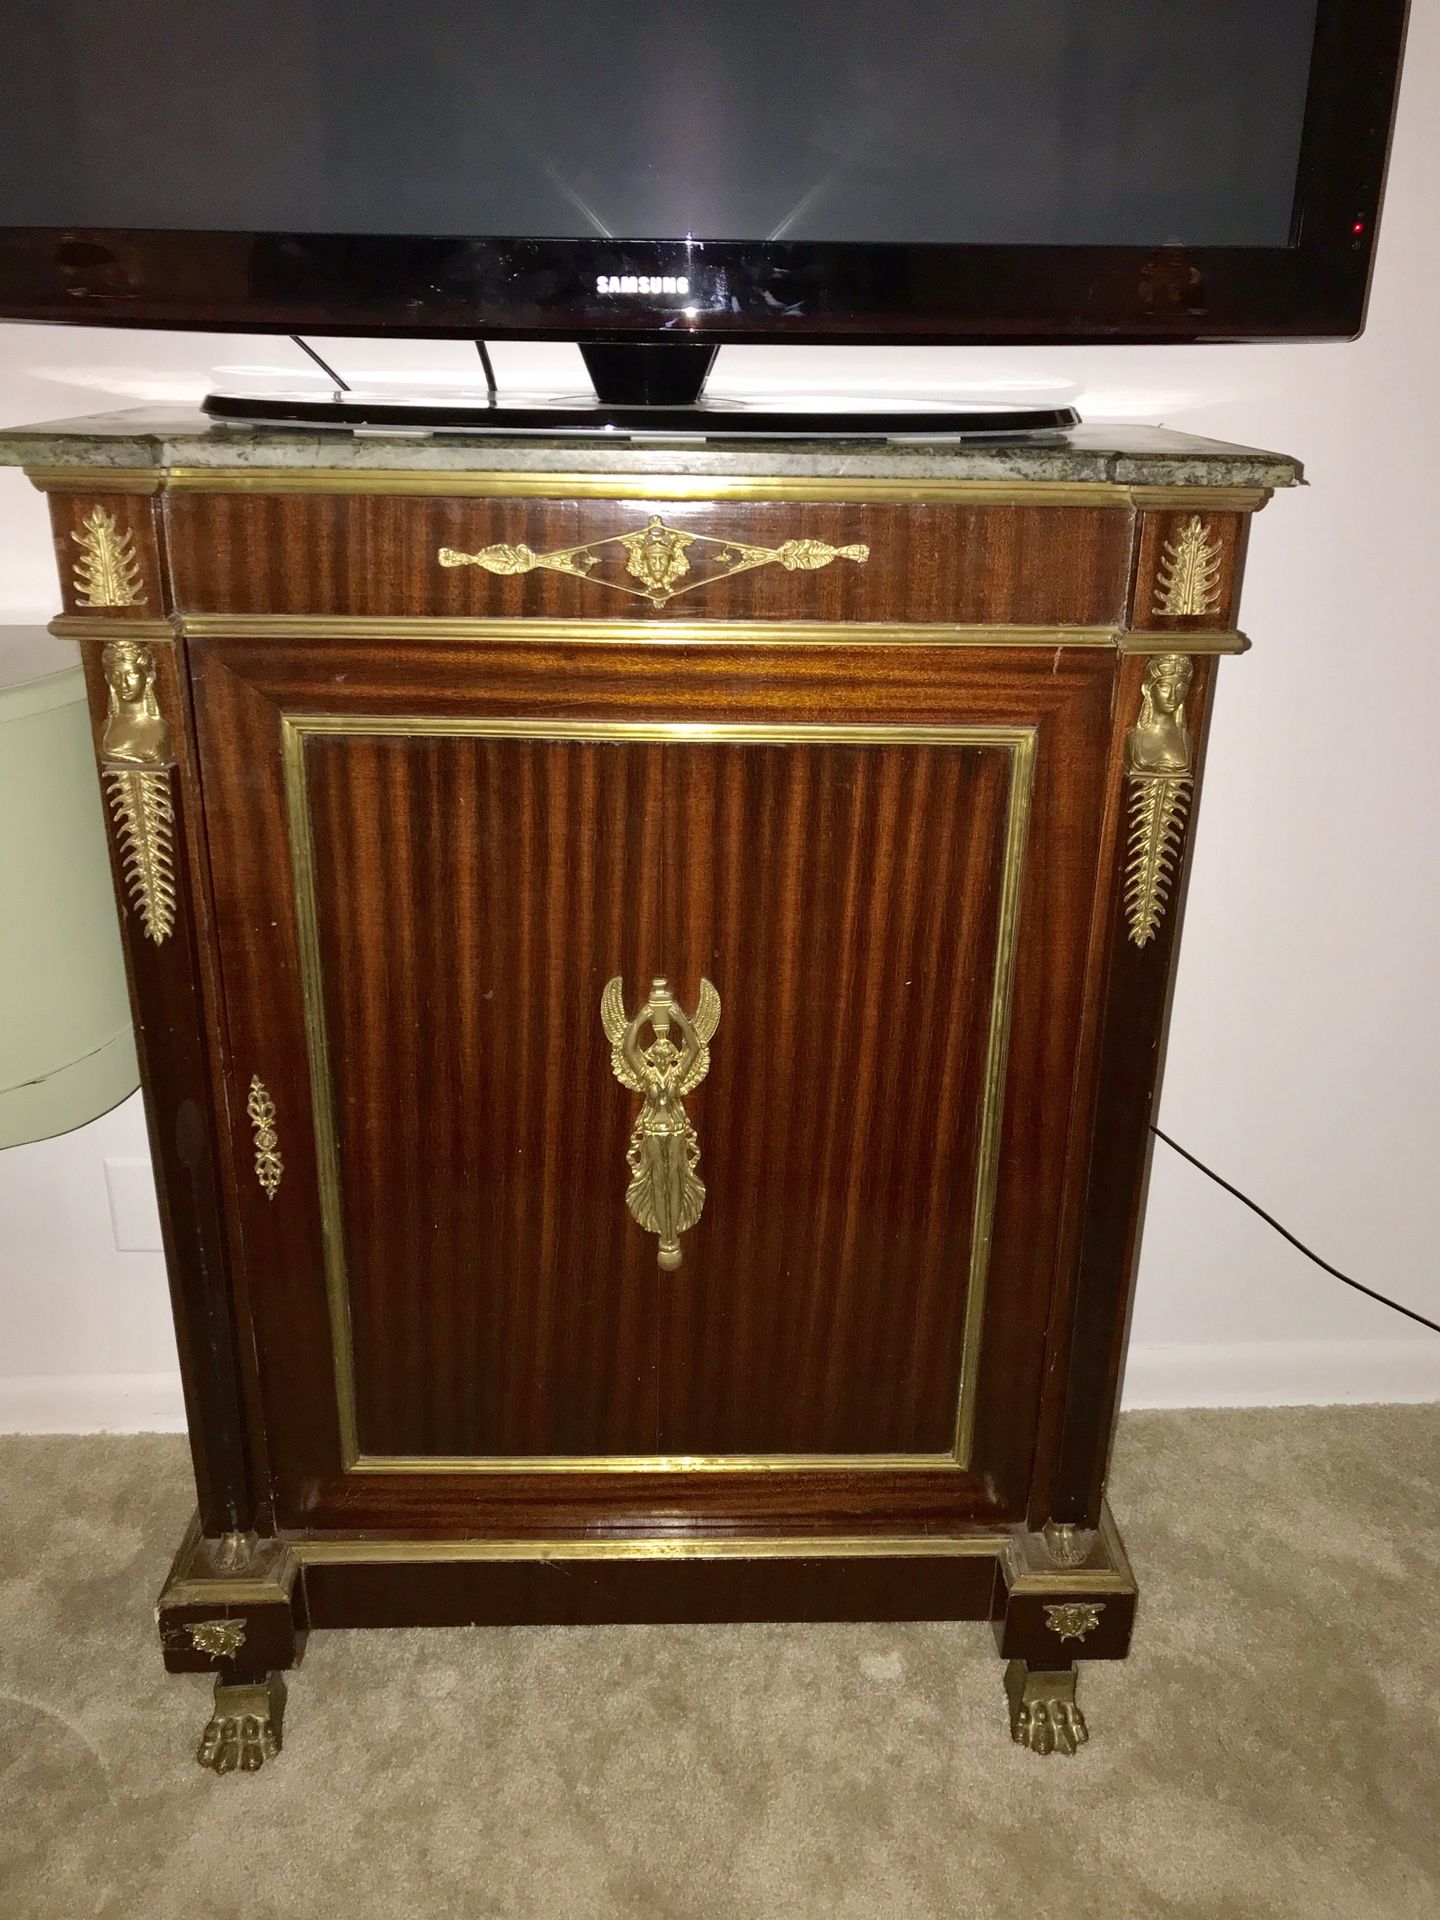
left=440, top=514, right=869, bottom=608
left=601, top=975, right=721, bottom=1269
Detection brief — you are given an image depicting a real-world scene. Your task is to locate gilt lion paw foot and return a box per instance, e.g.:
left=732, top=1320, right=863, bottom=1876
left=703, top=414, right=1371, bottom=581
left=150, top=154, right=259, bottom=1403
left=1004, top=1661, right=1089, bottom=1757
left=196, top=1677, right=284, bottom=1774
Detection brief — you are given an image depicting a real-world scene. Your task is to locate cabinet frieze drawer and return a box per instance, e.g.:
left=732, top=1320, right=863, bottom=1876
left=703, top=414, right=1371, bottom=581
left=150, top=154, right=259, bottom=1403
left=160, top=490, right=1137, bottom=625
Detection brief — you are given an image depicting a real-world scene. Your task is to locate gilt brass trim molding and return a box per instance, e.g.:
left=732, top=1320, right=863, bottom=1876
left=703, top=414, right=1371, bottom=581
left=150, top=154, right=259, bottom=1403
left=163, top=1576, right=296, bottom=1608
left=151, top=468, right=1144, bottom=503
left=27, top=466, right=165, bottom=495
left=159, top=1529, right=299, bottom=1611
left=177, top=615, right=1121, bottom=649
left=1130, top=485, right=1268, bottom=512
left=953, top=717, right=1035, bottom=1467
left=280, top=709, right=1034, bottom=1479
left=164, top=470, right=1269, bottom=511
left=50, top=614, right=177, bottom=644
left=24, top=464, right=1269, bottom=511
left=1118, top=628, right=1247, bottom=657
left=347, top=1448, right=959, bottom=1476
left=293, top=1531, right=1004, bottom=1565
left=171, top=613, right=1250, bottom=655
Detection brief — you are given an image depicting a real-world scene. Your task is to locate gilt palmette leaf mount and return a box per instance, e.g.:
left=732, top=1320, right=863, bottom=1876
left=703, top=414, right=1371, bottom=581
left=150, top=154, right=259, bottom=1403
left=439, top=515, right=869, bottom=608
left=71, top=505, right=146, bottom=607
left=601, top=975, right=721, bottom=1269
left=1152, top=516, right=1222, bottom=617
left=1124, top=654, right=1195, bottom=948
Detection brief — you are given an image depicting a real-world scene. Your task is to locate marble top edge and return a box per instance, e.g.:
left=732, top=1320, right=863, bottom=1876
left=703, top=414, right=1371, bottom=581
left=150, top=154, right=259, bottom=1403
left=0, top=408, right=1302, bottom=487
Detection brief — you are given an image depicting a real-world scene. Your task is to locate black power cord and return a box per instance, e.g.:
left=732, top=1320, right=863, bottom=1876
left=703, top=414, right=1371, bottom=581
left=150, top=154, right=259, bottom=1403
left=1151, top=1125, right=1440, bottom=1338
left=290, top=334, right=351, bottom=392
left=289, top=335, right=500, bottom=400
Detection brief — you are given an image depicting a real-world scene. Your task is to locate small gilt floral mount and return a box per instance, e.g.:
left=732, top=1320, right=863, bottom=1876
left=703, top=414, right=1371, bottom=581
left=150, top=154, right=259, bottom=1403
left=1044, top=1601, right=1105, bottom=1644
left=187, top=1617, right=248, bottom=1660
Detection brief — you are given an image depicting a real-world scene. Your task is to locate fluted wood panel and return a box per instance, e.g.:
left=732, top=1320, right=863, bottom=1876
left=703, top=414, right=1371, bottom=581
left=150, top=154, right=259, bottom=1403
left=304, top=732, right=1009, bottom=1459
left=164, top=493, right=1132, bottom=624
left=308, top=734, right=664, bottom=1457
left=655, top=740, right=1008, bottom=1454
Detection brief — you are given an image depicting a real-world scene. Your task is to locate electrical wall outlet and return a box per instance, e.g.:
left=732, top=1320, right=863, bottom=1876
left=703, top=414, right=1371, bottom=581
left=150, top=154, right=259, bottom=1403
left=103, top=1157, right=163, bottom=1252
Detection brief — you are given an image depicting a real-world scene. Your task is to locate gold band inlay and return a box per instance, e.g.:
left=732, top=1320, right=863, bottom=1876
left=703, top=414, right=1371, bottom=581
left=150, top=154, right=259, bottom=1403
left=281, top=707, right=1034, bottom=1479
left=51, top=615, right=177, bottom=644
left=48, top=614, right=1250, bottom=656
left=25, top=463, right=1273, bottom=511
left=183, top=615, right=1121, bottom=648
left=293, top=1531, right=1003, bottom=1565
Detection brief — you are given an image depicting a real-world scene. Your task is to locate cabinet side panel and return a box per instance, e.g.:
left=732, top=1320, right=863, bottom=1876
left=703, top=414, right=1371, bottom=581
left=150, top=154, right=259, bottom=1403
left=1049, top=654, right=1218, bottom=1524
left=75, top=636, right=255, bottom=1532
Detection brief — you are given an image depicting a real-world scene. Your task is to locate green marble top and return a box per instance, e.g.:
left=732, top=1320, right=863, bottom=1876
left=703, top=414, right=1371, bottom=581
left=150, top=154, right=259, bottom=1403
left=0, top=408, right=1301, bottom=489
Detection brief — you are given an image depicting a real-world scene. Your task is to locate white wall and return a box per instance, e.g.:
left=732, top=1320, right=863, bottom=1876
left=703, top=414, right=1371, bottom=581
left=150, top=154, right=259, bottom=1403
left=2, top=11, right=1437, bottom=1429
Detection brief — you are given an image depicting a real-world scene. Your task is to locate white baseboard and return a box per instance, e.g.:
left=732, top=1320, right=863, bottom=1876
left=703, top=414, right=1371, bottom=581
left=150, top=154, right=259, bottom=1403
left=1121, top=1339, right=1440, bottom=1409
left=0, top=1371, right=187, bottom=1434
left=3, top=1344, right=1437, bottom=1434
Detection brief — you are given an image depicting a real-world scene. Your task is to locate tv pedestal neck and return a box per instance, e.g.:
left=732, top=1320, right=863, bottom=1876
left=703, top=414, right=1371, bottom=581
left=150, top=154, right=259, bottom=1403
left=0, top=410, right=1299, bottom=1771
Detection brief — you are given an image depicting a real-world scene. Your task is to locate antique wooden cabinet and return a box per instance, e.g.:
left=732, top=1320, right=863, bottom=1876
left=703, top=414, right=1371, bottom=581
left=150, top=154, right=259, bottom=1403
left=0, top=413, right=1298, bottom=1770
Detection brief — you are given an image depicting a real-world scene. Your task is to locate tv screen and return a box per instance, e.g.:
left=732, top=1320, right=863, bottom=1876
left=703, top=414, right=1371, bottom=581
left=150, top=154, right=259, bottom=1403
left=0, top=0, right=1409, bottom=348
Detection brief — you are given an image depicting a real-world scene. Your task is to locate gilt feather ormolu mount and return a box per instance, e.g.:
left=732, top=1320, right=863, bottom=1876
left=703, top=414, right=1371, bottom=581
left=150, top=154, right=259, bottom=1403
left=98, top=642, right=176, bottom=945
left=440, top=513, right=869, bottom=607
left=1124, top=654, right=1194, bottom=946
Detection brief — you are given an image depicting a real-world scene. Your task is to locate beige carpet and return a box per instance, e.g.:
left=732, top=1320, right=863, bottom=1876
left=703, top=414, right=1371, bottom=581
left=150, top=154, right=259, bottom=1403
left=1, top=1407, right=1437, bottom=1920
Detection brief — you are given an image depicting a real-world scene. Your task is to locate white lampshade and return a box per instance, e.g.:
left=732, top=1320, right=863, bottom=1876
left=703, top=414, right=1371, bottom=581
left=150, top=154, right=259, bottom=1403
left=0, top=627, right=138, bottom=1146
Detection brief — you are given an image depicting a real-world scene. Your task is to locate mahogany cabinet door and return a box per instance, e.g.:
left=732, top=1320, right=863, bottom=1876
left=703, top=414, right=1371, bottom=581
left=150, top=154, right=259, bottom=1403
left=189, top=631, right=1116, bottom=1532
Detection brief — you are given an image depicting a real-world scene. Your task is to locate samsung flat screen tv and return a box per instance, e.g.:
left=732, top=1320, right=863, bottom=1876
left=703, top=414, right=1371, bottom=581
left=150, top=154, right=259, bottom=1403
left=0, top=0, right=1410, bottom=426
